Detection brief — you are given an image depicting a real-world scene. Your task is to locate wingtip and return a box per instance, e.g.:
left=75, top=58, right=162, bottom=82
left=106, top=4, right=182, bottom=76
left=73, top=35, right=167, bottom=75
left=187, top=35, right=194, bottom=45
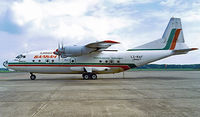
left=104, top=40, right=120, bottom=44
left=191, top=48, right=198, bottom=50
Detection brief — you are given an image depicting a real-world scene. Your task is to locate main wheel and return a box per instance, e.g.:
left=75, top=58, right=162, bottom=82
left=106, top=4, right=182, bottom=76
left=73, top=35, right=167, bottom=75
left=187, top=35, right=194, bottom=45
left=83, top=73, right=89, bottom=80
left=91, top=73, right=97, bottom=80
left=30, top=75, right=36, bottom=80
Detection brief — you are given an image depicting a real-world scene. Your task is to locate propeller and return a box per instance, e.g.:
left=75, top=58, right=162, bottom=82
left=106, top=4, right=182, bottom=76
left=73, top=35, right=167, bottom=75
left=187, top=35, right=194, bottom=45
left=53, top=41, right=64, bottom=62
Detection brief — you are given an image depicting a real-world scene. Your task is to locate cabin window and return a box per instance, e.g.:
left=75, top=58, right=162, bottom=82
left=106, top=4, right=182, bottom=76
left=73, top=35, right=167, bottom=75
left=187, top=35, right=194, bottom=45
left=16, top=55, right=20, bottom=58
left=110, top=60, right=113, bottom=64
left=52, top=60, right=54, bottom=63
left=71, top=60, right=74, bottom=63
left=46, top=59, right=49, bottom=63
left=99, top=60, right=102, bottom=63
left=32, top=60, right=35, bottom=62
left=16, top=54, right=26, bottom=59
left=38, top=60, right=41, bottom=62
left=117, top=60, right=120, bottom=63
left=105, top=60, right=108, bottom=63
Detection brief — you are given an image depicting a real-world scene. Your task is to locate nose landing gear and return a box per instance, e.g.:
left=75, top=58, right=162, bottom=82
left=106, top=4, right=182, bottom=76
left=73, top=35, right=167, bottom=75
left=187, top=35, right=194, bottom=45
left=30, top=73, right=36, bottom=80
left=82, top=73, right=97, bottom=80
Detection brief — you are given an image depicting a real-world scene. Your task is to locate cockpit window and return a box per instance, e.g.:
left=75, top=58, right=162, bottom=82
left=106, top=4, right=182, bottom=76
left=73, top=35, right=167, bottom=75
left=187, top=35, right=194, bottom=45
left=16, top=54, right=26, bottom=59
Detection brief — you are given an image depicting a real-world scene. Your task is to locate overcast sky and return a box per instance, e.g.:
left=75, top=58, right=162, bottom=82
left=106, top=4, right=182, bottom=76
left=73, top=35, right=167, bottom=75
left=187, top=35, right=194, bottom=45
left=0, top=0, right=200, bottom=67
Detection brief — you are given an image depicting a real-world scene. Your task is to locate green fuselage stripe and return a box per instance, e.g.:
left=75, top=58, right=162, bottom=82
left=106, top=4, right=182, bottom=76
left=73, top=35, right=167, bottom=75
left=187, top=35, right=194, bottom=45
left=8, top=62, right=137, bottom=68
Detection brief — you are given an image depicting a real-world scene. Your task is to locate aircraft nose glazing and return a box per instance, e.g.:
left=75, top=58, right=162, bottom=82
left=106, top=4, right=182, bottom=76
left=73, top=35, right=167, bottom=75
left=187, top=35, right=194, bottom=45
left=3, top=61, right=8, bottom=67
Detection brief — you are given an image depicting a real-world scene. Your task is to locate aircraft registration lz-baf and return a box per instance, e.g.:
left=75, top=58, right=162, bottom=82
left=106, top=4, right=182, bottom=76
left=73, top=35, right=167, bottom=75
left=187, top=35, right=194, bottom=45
left=3, top=18, right=198, bottom=80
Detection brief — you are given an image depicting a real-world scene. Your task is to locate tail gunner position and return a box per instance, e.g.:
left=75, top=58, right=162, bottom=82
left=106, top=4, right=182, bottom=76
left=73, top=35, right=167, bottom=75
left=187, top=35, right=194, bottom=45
left=3, top=18, right=197, bottom=80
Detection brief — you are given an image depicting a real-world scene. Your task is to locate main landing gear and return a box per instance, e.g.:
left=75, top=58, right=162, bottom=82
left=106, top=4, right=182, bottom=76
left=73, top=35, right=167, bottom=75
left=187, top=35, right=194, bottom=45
left=30, top=73, right=36, bottom=80
left=82, top=73, right=97, bottom=80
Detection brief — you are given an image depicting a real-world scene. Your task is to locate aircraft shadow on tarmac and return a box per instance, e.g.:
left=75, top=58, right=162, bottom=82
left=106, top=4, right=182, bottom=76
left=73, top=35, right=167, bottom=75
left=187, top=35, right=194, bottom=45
left=2, top=76, right=189, bottom=81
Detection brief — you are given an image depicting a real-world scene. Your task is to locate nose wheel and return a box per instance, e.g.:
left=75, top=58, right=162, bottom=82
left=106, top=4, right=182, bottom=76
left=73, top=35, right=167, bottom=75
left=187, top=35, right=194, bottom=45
left=82, top=73, right=97, bottom=80
left=30, top=73, right=36, bottom=80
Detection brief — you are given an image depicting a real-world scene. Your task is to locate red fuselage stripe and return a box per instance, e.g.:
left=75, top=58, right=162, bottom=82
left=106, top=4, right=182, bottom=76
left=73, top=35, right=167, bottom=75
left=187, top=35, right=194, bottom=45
left=8, top=64, right=131, bottom=70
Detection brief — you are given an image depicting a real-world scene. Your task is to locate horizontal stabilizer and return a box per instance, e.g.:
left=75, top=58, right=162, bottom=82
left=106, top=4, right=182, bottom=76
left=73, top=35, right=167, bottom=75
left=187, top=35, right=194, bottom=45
left=172, top=48, right=198, bottom=55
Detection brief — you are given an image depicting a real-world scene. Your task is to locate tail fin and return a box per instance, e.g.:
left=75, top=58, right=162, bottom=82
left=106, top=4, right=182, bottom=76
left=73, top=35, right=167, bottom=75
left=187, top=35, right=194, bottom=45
left=162, top=18, right=186, bottom=50
left=128, top=17, right=189, bottom=51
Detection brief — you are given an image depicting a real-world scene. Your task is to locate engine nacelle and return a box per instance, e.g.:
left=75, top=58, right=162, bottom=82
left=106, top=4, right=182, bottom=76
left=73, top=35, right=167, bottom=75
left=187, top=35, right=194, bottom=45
left=61, top=46, right=93, bottom=57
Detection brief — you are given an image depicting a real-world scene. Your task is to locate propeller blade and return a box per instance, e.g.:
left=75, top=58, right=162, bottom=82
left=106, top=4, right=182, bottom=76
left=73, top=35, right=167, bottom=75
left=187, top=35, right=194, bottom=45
left=55, top=40, right=65, bottom=60
left=58, top=55, right=60, bottom=61
left=61, top=40, right=64, bottom=50
left=58, top=42, right=60, bottom=50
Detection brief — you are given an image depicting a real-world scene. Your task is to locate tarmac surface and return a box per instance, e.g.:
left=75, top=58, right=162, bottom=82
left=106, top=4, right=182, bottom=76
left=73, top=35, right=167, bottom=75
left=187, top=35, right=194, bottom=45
left=0, top=71, right=200, bottom=117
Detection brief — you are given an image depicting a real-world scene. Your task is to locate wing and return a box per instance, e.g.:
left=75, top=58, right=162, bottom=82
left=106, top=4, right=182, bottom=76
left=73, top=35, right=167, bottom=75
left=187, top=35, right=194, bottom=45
left=85, top=40, right=120, bottom=50
left=53, top=40, right=120, bottom=58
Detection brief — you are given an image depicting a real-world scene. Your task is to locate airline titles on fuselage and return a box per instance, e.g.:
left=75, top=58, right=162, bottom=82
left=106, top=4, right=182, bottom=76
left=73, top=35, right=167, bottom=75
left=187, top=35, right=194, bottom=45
left=34, top=55, right=57, bottom=59
left=33, top=51, right=57, bottom=59
left=40, top=52, right=53, bottom=54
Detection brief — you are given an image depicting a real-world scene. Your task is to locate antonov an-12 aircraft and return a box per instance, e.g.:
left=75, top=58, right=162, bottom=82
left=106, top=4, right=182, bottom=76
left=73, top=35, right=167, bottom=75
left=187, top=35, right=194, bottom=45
left=3, top=18, right=198, bottom=80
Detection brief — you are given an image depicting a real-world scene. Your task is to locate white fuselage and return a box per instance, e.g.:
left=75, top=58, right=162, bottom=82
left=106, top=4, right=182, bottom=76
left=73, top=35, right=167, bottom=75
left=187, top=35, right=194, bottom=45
left=4, top=50, right=172, bottom=74
left=4, top=50, right=173, bottom=74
